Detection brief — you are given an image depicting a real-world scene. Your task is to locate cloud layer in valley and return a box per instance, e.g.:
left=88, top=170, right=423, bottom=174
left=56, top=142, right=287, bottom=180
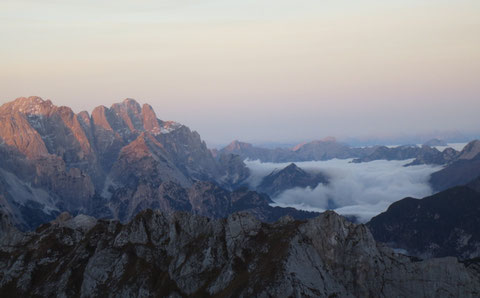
left=245, top=159, right=443, bottom=222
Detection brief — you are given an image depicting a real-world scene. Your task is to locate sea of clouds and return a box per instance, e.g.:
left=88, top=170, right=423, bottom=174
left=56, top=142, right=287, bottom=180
left=245, top=159, right=444, bottom=222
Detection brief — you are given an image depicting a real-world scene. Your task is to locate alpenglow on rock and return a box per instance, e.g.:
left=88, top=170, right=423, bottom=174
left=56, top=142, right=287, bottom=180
left=0, top=97, right=251, bottom=230
left=0, top=210, right=478, bottom=297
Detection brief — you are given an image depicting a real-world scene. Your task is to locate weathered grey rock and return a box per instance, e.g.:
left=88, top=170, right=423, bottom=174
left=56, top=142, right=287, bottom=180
left=0, top=210, right=478, bottom=297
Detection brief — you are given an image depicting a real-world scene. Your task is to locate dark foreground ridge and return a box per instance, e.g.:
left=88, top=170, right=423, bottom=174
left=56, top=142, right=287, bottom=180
left=1, top=210, right=479, bottom=297
left=367, top=178, right=480, bottom=260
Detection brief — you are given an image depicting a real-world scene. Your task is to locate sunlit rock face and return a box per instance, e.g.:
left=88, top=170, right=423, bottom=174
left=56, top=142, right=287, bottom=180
left=0, top=210, right=478, bottom=297
left=0, top=97, right=250, bottom=230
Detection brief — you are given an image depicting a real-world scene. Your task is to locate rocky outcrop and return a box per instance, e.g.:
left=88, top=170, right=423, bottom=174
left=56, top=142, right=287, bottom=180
left=0, top=210, right=478, bottom=297
left=367, top=183, right=480, bottom=260
left=257, top=163, right=328, bottom=197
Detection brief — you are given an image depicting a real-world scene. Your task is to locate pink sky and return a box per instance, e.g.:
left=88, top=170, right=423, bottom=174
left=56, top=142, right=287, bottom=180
left=1, top=0, right=479, bottom=145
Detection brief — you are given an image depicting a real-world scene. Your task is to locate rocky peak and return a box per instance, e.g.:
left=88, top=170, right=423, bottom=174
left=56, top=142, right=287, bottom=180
left=91, top=99, right=182, bottom=138
left=225, top=140, right=253, bottom=152
left=91, top=105, right=113, bottom=131
left=283, top=163, right=305, bottom=174
left=0, top=96, right=54, bottom=116
left=258, top=163, right=328, bottom=197
left=458, top=140, right=480, bottom=160
left=110, top=98, right=144, bottom=132
left=77, top=110, right=92, bottom=129
left=141, top=103, right=161, bottom=133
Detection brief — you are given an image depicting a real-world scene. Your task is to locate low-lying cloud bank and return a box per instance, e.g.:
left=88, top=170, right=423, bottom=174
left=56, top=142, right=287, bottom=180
left=245, top=159, right=443, bottom=222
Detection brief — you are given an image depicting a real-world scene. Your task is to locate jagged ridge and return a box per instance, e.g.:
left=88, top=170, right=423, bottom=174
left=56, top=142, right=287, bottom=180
left=0, top=97, right=250, bottom=230
left=0, top=210, right=479, bottom=297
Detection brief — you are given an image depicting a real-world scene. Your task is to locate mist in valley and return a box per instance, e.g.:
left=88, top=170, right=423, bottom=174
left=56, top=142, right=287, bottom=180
left=245, top=159, right=443, bottom=222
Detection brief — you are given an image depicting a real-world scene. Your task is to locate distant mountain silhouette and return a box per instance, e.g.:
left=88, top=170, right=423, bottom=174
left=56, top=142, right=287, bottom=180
left=257, top=163, right=328, bottom=197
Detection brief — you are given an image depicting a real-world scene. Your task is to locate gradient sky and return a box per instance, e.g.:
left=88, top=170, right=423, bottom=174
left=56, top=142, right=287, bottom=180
left=1, top=0, right=479, bottom=146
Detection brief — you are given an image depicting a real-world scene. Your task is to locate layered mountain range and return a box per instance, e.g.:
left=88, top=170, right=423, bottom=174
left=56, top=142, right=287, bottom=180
left=1, top=96, right=480, bottom=296
left=1, top=209, right=479, bottom=297
left=219, top=139, right=461, bottom=167
left=0, top=97, right=318, bottom=230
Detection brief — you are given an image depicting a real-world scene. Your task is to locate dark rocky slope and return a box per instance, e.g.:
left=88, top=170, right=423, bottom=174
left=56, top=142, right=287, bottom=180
left=367, top=182, right=480, bottom=260
left=1, top=210, right=479, bottom=297
left=429, top=140, right=480, bottom=192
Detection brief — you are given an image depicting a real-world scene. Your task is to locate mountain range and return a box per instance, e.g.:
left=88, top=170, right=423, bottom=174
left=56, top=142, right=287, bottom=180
left=1, top=96, right=480, bottom=296
left=2, top=97, right=479, bottom=230
left=219, top=139, right=460, bottom=167
left=0, top=97, right=316, bottom=230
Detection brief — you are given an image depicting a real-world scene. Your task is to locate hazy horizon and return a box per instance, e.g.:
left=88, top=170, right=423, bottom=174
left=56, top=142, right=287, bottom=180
left=1, top=0, right=479, bottom=145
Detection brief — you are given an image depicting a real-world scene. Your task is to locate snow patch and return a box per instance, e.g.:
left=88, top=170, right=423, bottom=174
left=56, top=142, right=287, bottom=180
left=159, top=122, right=182, bottom=134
